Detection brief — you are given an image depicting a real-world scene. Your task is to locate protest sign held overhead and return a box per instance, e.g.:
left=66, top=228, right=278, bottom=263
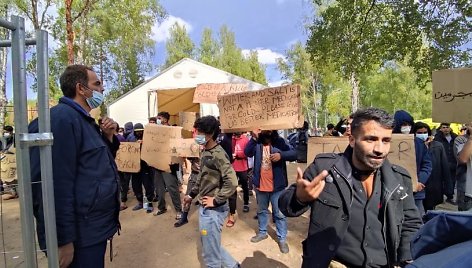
left=169, top=138, right=200, bottom=158
left=115, top=142, right=141, bottom=173
left=217, top=84, right=303, bottom=132
left=141, top=124, right=182, bottom=172
left=179, top=112, right=198, bottom=132
left=432, top=68, right=472, bottom=123
left=193, top=83, right=248, bottom=104
left=307, top=134, right=418, bottom=189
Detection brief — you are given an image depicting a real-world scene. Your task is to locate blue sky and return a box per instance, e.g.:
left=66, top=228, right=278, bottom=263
left=152, top=0, right=312, bottom=84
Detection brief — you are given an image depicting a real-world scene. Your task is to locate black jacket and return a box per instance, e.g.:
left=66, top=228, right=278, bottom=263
left=424, top=141, right=452, bottom=208
left=279, top=148, right=422, bottom=268
left=434, top=131, right=457, bottom=173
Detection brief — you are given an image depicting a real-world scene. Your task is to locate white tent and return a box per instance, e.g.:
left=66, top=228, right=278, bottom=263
left=107, top=58, right=265, bottom=126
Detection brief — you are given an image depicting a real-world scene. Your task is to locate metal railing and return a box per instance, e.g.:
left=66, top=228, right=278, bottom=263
left=0, top=15, right=58, bottom=268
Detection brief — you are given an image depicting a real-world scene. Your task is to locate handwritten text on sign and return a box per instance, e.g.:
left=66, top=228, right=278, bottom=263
left=217, top=84, right=303, bottom=132
left=115, top=142, right=141, bottom=173
left=307, top=134, right=418, bottom=190
left=432, top=68, right=472, bottom=123
left=193, top=83, right=248, bottom=104
left=141, top=124, right=182, bottom=172
left=169, top=138, right=200, bottom=158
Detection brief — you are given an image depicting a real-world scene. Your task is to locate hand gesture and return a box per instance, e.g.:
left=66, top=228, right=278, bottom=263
left=295, top=167, right=328, bottom=203
left=269, top=153, right=281, bottom=162
left=99, top=116, right=118, bottom=140
left=59, top=242, right=74, bottom=268
left=183, top=195, right=192, bottom=206
left=202, top=196, right=215, bottom=208
left=415, top=182, right=425, bottom=192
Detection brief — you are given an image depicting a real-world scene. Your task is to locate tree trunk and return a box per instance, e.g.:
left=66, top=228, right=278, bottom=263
left=0, top=7, right=9, bottom=133
left=65, top=0, right=75, bottom=64
left=350, top=72, right=359, bottom=113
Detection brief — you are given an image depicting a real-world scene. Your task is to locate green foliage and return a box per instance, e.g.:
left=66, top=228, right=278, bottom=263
left=164, top=22, right=195, bottom=68
left=198, top=28, right=219, bottom=66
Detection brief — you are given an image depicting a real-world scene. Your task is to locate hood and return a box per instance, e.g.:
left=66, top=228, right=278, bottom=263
left=124, top=122, right=134, bottom=134
left=393, top=110, right=414, bottom=133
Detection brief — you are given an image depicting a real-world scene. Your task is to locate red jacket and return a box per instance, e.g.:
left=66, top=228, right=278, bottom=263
left=232, top=135, right=249, bottom=172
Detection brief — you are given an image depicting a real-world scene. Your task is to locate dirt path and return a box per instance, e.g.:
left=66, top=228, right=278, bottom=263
left=0, top=162, right=457, bottom=268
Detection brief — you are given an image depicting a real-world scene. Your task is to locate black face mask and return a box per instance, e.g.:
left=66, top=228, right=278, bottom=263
left=135, top=132, right=143, bottom=140
left=258, top=133, right=271, bottom=144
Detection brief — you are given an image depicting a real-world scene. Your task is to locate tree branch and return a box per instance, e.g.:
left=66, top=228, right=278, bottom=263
left=39, top=0, right=52, bottom=29
left=72, top=0, right=91, bottom=22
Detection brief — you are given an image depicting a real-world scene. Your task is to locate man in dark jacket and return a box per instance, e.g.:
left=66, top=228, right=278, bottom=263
left=29, top=65, right=120, bottom=268
left=245, top=129, right=297, bottom=254
left=434, top=123, right=457, bottom=204
left=279, top=107, right=422, bottom=268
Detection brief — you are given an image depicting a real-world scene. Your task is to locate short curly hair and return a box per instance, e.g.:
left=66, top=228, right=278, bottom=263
left=193, top=116, right=221, bottom=141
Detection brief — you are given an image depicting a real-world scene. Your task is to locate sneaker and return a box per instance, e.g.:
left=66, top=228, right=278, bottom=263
left=243, top=205, right=249, bottom=213
left=153, top=209, right=167, bottom=216
left=132, top=203, right=143, bottom=211
left=250, top=233, right=268, bottom=243
left=175, top=212, right=182, bottom=220
left=174, top=219, right=188, bottom=227
left=278, top=241, right=289, bottom=254
left=146, top=204, right=153, bottom=213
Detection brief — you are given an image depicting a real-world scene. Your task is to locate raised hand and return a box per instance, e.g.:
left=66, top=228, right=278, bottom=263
left=295, top=167, right=328, bottom=203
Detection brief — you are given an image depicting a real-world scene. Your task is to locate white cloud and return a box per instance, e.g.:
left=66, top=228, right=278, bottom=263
left=241, top=48, right=284, bottom=65
left=268, top=80, right=289, bottom=87
left=152, top=15, right=193, bottom=43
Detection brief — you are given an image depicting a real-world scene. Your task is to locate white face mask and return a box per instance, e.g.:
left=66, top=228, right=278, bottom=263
left=3, top=133, right=10, bottom=138
left=416, top=133, right=429, bottom=141
left=401, top=126, right=411, bottom=134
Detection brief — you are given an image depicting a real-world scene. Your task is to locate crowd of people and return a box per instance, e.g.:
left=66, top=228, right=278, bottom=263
left=2, top=63, right=469, bottom=267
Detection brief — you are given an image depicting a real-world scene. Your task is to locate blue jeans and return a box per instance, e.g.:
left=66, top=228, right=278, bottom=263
left=255, top=189, right=287, bottom=242
left=199, top=204, right=238, bottom=268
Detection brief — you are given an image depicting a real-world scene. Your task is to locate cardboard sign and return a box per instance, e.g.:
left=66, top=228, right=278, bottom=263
left=193, top=83, right=248, bottom=104
left=179, top=112, right=198, bottom=131
left=217, top=84, right=303, bottom=132
left=0, top=150, right=16, bottom=183
left=140, top=124, right=182, bottom=172
left=115, top=142, right=141, bottom=173
left=307, top=134, right=418, bottom=189
left=432, top=68, right=472, bottom=123
left=169, top=138, right=200, bottom=158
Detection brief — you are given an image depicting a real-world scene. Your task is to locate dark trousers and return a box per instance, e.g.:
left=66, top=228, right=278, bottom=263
left=69, top=241, right=107, bottom=268
left=446, top=169, right=456, bottom=199
left=229, top=171, right=249, bottom=214
left=131, top=168, right=155, bottom=203
left=155, top=170, right=182, bottom=212
left=119, top=172, right=131, bottom=202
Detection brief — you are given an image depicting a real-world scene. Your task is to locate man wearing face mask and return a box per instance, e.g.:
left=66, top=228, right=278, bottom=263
left=29, top=65, right=120, bottom=268
left=183, top=116, right=239, bottom=268
left=413, top=122, right=451, bottom=212
left=1, top=125, right=14, bottom=152
left=126, top=123, right=155, bottom=213
left=244, top=128, right=297, bottom=254
left=393, top=110, right=432, bottom=216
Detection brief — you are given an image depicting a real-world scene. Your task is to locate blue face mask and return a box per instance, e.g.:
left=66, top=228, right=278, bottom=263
left=195, top=134, right=207, bottom=145
left=83, top=85, right=104, bottom=109
left=156, top=119, right=162, bottom=125
left=416, top=133, right=429, bottom=142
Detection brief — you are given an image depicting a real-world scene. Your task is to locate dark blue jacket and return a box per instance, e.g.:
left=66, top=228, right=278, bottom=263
left=393, top=110, right=432, bottom=200
left=29, top=97, right=120, bottom=250
left=244, top=136, right=297, bottom=192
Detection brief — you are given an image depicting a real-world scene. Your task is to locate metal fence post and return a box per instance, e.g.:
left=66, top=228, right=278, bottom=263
left=36, top=29, right=59, bottom=268
left=10, top=15, right=38, bottom=268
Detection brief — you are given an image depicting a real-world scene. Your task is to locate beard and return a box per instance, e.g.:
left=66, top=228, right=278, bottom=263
left=353, top=148, right=387, bottom=171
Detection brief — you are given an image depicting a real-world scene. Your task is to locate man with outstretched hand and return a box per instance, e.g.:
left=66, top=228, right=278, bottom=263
left=279, top=107, right=422, bottom=268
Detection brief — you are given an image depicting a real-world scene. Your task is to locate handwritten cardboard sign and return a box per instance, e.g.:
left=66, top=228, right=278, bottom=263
left=115, top=142, right=141, bottom=173
left=217, top=84, right=303, bottom=132
left=432, top=68, right=472, bottom=123
left=141, top=124, right=182, bottom=172
left=1, top=149, right=17, bottom=183
left=169, top=138, right=200, bottom=158
left=179, top=112, right=198, bottom=131
left=193, top=83, right=248, bottom=104
left=307, top=134, right=418, bottom=189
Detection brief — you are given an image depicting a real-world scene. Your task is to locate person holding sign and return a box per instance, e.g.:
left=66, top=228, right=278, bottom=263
left=245, top=129, right=297, bottom=254
left=183, top=116, right=239, bottom=268
left=279, top=107, right=422, bottom=268
left=454, top=123, right=472, bottom=211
